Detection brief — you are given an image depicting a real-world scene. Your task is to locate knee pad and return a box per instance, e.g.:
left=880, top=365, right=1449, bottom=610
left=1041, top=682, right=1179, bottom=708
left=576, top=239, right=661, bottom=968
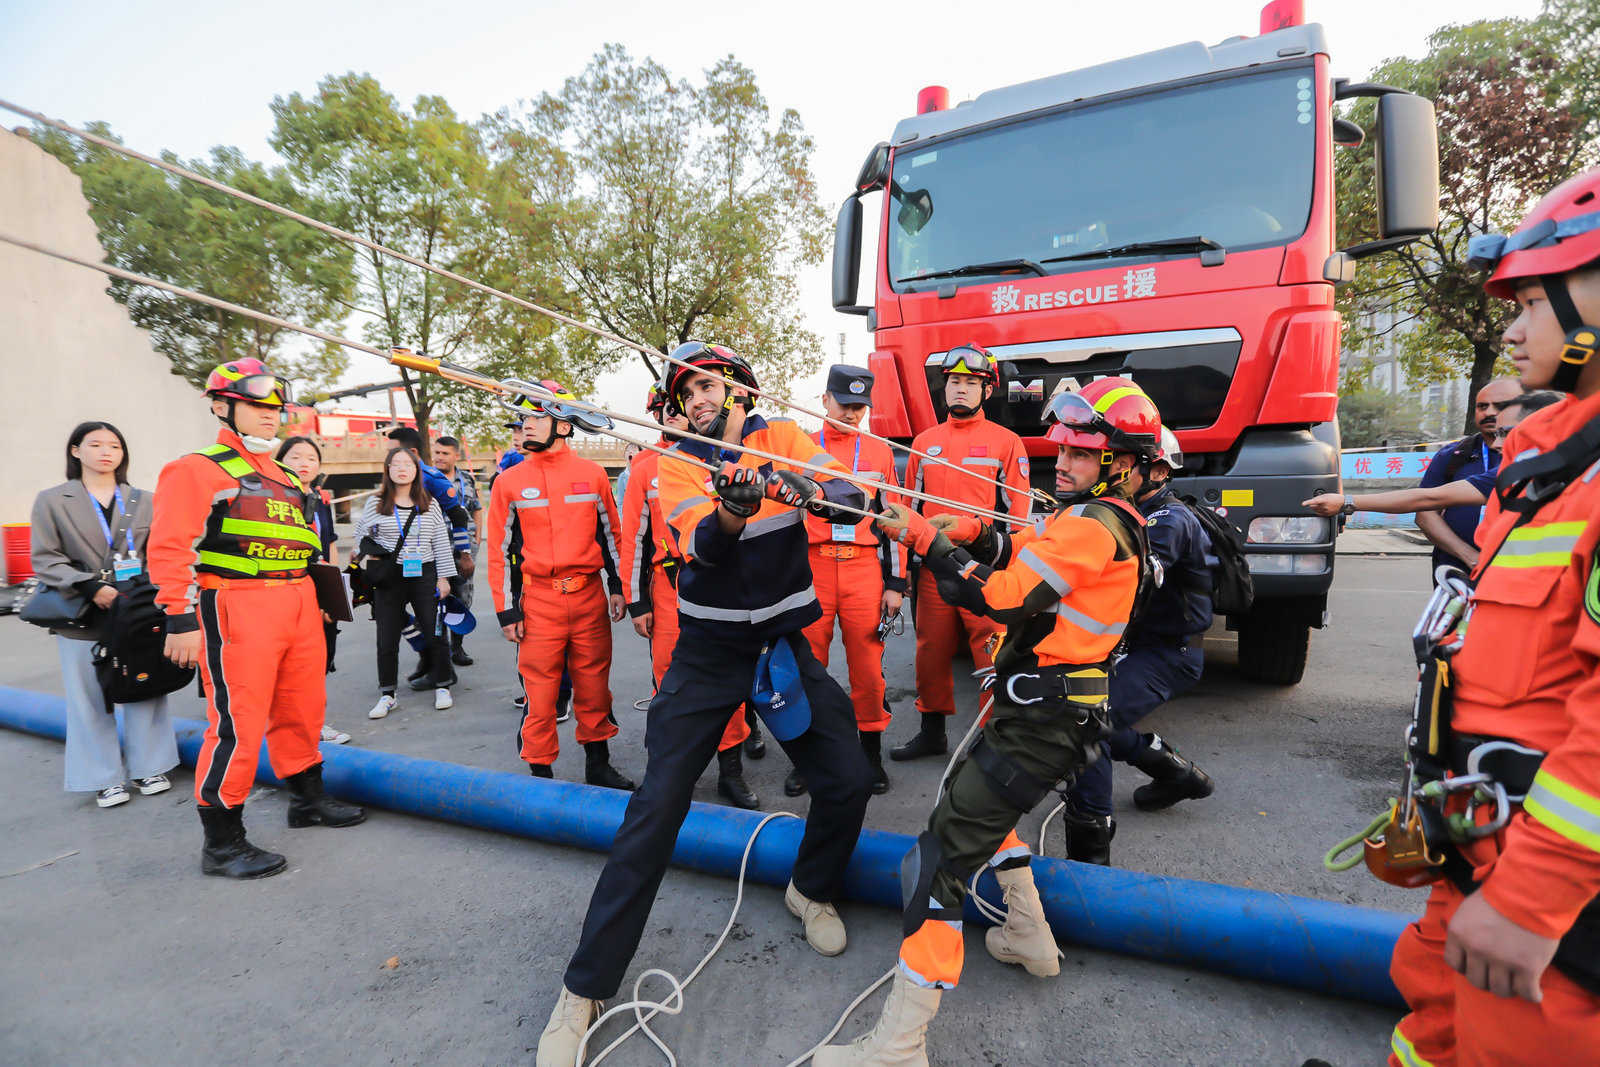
left=969, top=734, right=1056, bottom=814
left=899, top=831, right=965, bottom=937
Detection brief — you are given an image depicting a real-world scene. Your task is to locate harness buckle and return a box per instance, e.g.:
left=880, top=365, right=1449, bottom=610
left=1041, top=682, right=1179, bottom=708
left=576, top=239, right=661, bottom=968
left=1003, top=672, right=1043, bottom=705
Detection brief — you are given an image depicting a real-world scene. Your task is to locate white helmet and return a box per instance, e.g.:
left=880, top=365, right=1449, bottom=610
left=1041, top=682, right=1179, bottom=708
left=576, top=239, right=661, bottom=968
left=1155, top=427, right=1183, bottom=471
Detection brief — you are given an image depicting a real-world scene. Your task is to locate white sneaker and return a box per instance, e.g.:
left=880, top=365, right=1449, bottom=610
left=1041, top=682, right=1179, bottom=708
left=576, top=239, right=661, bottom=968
left=96, top=785, right=130, bottom=808
left=321, top=724, right=352, bottom=744
left=369, top=694, right=396, bottom=720
left=134, top=774, right=171, bottom=795
left=434, top=688, right=453, bottom=710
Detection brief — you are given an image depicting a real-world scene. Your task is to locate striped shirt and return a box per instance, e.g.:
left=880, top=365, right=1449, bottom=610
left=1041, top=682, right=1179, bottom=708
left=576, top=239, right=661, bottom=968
left=354, top=496, right=458, bottom=578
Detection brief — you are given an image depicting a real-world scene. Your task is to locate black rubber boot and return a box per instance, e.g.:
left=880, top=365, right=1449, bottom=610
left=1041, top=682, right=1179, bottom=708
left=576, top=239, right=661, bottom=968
left=285, top=763, right=366, bottom=828
left=743, top=709, right=767, bottom=760
left=584, top=740, right=637, bottom=791
left=716, top=747, right=760, bottom=810
left=783, top=766, right=808, bottom=797
left=1127, top=734, right=1215, bottom=812
left=861, top=731, right=889, bottom=795
left=528, top=762, right=553, bottom=779
left=198, top=805, right=287, bottom=879
left=407, top=652, right=432, bottom=690
left=1063, top=806, right=1116, bottom=866
left=889, top=712, right=949, bottom=761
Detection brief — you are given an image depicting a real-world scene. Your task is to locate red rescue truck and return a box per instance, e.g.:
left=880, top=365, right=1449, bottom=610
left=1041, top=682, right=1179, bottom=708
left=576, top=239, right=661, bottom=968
left=831, top=1, right=1439, bottom=683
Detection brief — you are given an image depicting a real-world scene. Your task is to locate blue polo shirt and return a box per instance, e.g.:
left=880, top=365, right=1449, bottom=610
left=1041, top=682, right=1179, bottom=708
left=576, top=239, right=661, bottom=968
left=1417, top=434, right=1500, bottom=573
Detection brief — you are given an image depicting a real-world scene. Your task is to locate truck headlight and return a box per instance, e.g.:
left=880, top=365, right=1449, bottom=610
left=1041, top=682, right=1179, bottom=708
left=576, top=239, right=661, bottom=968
left=1248, top=516, right=1330, bottom=544
left=1244, top=553, right=1329, bottom=575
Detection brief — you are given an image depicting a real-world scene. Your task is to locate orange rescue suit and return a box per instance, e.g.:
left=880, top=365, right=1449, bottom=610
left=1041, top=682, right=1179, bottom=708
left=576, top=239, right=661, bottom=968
left=904, top=411, right=1032, bottom=718
left=486, top=445, right=625, bottom=767
left=147, top=429, right=326, bottom=809
left=802, top=424, right=908, bottom=731
left=1387, top=390, right=1600, bottom=1067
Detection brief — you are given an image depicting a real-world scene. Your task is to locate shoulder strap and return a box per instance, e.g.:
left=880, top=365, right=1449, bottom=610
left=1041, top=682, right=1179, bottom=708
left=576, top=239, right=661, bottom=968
left=393, top=507, right=421, bottom=554
left=195, top=444, right=254, bottom=478
left=1440, top=436, right=1477, bottom=483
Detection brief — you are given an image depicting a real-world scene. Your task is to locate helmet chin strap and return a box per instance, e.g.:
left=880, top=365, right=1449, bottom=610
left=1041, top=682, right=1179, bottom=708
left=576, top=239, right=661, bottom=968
left=220, top=399, right=278, bottom=454
left=524, top=420, right=571, bottom=453
left=1055, top=451, right=1128, bottom=505
left=1540, top=274, right=1599, bottom=394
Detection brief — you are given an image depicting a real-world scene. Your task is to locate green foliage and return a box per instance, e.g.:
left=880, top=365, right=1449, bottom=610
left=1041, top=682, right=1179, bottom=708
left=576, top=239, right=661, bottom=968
left=1335, top=6, right=1600, bottom=435
left=486, top=45, right=831, bottom=401
left=34, top=125, right=354, bottom=393
left=1336, top=385, right=1432, bottom=449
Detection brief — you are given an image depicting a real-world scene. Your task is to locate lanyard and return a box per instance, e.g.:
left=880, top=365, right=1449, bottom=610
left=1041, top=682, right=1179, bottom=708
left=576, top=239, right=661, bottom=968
left=92, top=485, right=135, bottom=557
left=850, top=435, right=860, bottom=475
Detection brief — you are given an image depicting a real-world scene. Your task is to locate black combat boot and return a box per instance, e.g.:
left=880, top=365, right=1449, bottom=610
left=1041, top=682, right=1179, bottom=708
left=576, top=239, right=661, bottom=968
left=1126, top=734, right=1215, bottom=812
left=450, top=633, right=473, bottom=667
left=743, top=708, right=767, bottom=760
left=584, top=740, right=637, bottom=791
left=528, top=762, right=554, bottom=779
left=198, top=805, right=287, bottom=879
left=783, top=766, right=808, bottom=797
left=407, top=652, right=433, bottom=690
left=860, top=731, right=890, bottom=795
left=716, top=747, right=760, bottom=810
left=285, top=763, right=366, bottom=828
left=889, top=712, right=948, bottom=762
left=1063, top=806, right=1116, bottom=866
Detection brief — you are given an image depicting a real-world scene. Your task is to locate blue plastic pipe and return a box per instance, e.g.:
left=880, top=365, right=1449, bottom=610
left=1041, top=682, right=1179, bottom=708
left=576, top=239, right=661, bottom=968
left=0, top=685, right=1407, bottom=1006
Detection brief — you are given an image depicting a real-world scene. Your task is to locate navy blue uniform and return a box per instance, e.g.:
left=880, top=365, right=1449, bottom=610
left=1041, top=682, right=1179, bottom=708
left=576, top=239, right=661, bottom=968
left=1417, top=435, right=1499, bottom=575
left=1070, top=483, right=1211, bottom=817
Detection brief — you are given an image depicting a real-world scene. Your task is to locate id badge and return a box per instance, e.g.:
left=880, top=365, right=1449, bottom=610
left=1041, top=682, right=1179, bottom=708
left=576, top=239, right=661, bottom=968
left=402, top=556, right=423, bottom=578
left=113, top=556, right=142, bottom=581
left=831, top=523, right=856, bottom=543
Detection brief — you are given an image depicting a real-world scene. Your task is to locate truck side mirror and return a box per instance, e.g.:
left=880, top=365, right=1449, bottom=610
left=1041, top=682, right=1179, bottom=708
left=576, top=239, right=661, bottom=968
left=833, top=196, right=869, bottom=316
left=1374, top=93, right=1438, bottom=240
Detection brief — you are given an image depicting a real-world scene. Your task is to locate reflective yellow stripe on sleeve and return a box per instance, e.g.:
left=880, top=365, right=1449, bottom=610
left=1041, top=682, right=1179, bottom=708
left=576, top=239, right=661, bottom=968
left=1523, top=769, right=1600, bottom=853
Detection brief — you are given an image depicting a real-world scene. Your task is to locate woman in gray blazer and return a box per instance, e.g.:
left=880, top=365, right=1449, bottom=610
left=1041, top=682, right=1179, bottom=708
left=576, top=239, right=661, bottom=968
left=30, top=422, right=179, bottom=808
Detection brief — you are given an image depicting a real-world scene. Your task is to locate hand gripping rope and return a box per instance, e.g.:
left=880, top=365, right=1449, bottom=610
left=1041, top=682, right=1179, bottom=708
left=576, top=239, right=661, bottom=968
left=0, top=98, right=1053, bottom=515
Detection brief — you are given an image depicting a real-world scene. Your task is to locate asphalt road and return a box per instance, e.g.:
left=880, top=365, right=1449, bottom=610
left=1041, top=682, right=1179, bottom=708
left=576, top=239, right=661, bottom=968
left=0, top=554, right=1433, bottom=1067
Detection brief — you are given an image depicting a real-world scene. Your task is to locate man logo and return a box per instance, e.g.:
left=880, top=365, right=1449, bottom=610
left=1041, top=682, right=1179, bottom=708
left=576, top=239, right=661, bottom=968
left=1007, top=379, right=1044, bottom=403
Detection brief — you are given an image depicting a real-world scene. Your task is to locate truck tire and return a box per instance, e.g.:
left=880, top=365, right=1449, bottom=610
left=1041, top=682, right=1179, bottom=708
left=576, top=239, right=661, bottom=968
left=1236, top=600, right=1311, bottom=685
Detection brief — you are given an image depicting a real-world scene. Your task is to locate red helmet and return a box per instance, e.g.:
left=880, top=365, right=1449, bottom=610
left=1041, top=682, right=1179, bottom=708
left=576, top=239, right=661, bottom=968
left=938, top=342, right=998, bottom=383
left=1475, top=168, right=1600, bottom=299
left=205, top=358, right=290, bottom=407
left=646, top=382, right=668, bottom=417
left=1044, top=377, right=1160, bottom=459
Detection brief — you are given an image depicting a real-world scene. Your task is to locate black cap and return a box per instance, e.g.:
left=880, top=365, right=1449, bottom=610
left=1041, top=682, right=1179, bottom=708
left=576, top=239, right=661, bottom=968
left=826, top=364, right=874, bottom=407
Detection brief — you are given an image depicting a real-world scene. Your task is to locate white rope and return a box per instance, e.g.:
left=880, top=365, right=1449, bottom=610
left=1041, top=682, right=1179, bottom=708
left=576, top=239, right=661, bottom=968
left=0, top=99, right=1041, bottom=509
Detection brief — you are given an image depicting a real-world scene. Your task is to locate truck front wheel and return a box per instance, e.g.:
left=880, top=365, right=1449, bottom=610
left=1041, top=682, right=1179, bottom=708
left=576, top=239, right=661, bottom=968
left=1236, top=599, right=1312, bottom=685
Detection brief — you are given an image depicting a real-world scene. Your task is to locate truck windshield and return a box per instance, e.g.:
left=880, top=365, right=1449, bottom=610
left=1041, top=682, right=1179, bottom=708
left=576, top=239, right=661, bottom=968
left=889, top=65, right=1317, bottom=289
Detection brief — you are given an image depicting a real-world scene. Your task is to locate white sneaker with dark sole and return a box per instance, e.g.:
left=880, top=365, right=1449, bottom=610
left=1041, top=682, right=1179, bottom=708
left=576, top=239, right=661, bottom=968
left=134, top=775, right=171, bottom=796
left=434, top=688, right=453, bottom=711
left=369, top=695, right=396, bottom=720
left=96, top=785, right=130, bottom=808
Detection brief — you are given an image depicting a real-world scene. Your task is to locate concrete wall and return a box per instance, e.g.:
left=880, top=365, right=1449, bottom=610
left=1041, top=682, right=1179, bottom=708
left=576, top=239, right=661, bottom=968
left=0, top=129, right=217, bottom=535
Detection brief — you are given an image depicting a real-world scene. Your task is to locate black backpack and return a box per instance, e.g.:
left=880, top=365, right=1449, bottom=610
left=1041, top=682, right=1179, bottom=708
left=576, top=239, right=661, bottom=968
left=1177, top=495, right=1255, bottom=617
left=92, top=578, right=196, bottom=712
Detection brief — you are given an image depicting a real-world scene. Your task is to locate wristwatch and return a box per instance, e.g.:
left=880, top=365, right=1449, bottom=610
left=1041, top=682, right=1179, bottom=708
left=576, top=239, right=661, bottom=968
left=1341, top=494, right=1357, bottom=516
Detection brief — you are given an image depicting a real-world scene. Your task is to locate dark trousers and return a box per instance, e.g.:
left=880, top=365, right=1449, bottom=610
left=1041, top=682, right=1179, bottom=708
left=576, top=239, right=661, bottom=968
left=372, top=569, right=449, bottom=691
left=1069, top=641, right=1204, bottom=817
left=562, top=627, right=873, bottom=1000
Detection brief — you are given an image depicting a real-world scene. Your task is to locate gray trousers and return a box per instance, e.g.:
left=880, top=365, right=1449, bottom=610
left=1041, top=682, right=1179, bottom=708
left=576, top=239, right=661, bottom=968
left=56, top=637, right=179, bottom=792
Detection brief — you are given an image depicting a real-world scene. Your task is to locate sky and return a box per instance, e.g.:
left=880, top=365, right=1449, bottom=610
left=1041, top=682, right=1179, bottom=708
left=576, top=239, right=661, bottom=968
left=1, top=0, right=1546, bottom=429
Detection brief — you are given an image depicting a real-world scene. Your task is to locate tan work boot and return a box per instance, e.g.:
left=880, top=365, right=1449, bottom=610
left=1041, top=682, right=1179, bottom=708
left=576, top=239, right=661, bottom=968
left=984, top=865, right=1063, bottom=977
left=812, top=970, right=942, bottom=1067
left=786, top=879, right=847, bottom=956
left=534, top=985, right=600, bottom=1067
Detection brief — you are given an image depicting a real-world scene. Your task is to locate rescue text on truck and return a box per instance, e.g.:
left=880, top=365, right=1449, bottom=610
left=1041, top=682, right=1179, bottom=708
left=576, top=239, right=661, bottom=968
left=830, top=1, right=1439, bottom=684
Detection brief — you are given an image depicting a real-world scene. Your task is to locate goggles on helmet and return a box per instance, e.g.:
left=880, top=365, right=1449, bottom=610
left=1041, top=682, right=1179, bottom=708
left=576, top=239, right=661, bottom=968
left=230, top=374, right=292, bottom=405
left=1467, top=209, right=1600, bottom=273
left=939, top=344, right=997, bottom=380
left=1045, top=391, right=1149, bottom=456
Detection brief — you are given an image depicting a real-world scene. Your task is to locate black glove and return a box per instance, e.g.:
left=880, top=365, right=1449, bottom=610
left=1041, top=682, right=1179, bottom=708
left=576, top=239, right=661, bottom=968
left=765, top=470, right=823, bottom=512
left=714, top=462, right=764, bottom=518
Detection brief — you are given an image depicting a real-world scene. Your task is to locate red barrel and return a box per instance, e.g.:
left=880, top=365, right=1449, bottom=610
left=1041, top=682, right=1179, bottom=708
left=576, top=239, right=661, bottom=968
left=3, top=523, right=32, bottom=583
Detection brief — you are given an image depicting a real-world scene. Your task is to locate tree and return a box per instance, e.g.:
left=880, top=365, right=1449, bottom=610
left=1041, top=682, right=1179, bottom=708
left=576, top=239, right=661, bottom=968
left=1336, top=383, right=1432, bottom=450
left=486, top=46, right=831, bottom=401
left=34, top=125, right=355, bottom=394
left=271, top=74, right=567, bottom=444
left=1335, top=8, right=1599, bottom=434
